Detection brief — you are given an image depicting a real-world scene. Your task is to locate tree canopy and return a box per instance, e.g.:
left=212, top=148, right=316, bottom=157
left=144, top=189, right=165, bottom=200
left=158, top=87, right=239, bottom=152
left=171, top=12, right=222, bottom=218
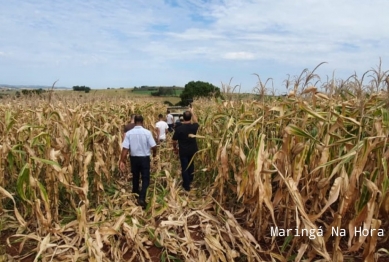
left=179, top=81, right=220, bottom=106
left=72, top=85, right=91, bottom=93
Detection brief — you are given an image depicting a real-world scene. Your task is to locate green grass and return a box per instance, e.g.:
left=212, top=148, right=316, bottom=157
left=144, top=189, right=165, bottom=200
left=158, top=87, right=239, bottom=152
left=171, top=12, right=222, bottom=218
left=131, top=90, right=154, bottom=95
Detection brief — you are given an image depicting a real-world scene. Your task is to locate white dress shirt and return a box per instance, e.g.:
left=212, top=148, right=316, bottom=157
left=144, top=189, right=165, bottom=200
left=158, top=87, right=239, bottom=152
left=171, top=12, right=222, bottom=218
left=122, top=126, right=156, bottom=156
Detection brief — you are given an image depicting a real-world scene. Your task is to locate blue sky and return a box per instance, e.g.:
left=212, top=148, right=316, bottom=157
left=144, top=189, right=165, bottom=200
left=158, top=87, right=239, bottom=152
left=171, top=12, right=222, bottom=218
left=1, top=0, right=388, bottom=93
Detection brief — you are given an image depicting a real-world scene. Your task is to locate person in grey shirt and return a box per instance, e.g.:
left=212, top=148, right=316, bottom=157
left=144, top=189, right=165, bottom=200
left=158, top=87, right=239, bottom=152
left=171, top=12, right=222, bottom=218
left=119, top=115, right=157, bottom=209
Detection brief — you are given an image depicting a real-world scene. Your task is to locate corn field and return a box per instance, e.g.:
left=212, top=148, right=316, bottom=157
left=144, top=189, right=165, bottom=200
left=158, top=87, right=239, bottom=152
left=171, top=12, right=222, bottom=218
left=1, top=67, right=389, bottom=261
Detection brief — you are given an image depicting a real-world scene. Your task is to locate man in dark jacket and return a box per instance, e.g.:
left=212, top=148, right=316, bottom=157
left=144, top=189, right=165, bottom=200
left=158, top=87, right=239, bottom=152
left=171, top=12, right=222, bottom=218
left=172, top=108, right=199, bottom=192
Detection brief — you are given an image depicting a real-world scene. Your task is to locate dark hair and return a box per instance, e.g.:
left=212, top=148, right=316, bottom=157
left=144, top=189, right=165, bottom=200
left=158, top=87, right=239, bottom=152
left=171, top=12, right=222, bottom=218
left=167, top=110, right=170, bottom=113
left=183, top=111, right=192, bottom=121
left=158, top=114, right=163, bottom=118
left=134, top=115, right=144, bottom=124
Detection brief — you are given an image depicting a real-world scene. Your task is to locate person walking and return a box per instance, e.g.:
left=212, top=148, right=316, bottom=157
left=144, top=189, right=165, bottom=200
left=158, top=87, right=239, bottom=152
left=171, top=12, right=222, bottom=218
left=119, top=115, right=157, bottom=209
left=172, top=108, right=199, bottom=192
left=166, top=110, right=174, bottom=132
left=174, top=116, right=183, bottom=129
left=155, top=114, right=169, bottom=143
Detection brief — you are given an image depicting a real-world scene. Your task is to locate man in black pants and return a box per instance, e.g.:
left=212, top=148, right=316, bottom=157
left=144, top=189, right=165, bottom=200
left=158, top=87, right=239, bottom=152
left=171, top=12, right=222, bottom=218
left=172, top=108, right=199, bottom=192
left=119, top=115, right=157, bottom=208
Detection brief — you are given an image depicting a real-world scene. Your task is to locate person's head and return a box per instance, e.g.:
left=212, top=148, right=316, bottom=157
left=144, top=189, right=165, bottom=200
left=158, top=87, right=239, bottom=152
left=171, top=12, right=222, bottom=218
left=183, top=111, right=192, bottom=121
left=158, top=114, right=163, bottom=119
left=134, top=115, right=144, bottom=125
left=130, top=114, right=136, bottom=123
left=167, top=110, right=170, bottom=114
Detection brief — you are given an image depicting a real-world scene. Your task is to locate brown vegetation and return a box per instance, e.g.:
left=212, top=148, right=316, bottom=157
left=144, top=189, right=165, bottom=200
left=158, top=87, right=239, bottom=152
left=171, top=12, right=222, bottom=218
left=1, top=63, right=389, bottom=261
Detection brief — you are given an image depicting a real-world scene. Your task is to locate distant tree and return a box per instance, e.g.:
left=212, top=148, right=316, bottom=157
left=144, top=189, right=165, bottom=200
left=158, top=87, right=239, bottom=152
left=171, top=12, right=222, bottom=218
left=20, top=88, right=46, bottom=96
left=179, top=81, right=221, bottom=106
left=72, top=85, right=91, bottom=93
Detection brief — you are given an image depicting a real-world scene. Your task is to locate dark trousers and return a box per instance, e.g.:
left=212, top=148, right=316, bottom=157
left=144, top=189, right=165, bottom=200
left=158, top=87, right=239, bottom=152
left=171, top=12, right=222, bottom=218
left=179, top=154, right=195, bottom=191
left=168, top=124, right=174, bottom=132
left=130, top=156, right=150, bottom=200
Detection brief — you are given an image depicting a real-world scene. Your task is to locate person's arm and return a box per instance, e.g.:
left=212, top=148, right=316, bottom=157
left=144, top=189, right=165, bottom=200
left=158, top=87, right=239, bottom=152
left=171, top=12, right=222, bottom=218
left=119, top=148, right=129, bottom=171
left=151, top=146, right=157, bottom=157
left=190, top=108, right=198, bottom=123
left=165, top=122, right=169, bottom=134
left=120, top=132, right=131, bottom=170
left=147, top=132, right=157, bottom=157
left=155, top=127, right=160, bottom=142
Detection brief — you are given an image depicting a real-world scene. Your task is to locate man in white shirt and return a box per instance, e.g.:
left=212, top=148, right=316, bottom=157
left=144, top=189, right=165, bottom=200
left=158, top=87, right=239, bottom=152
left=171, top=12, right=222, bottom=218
left=155, top=114, right=169, bottom=143
left=166, top=110, right=174, bottom=132
left=120, top=115, right=157, bottom=209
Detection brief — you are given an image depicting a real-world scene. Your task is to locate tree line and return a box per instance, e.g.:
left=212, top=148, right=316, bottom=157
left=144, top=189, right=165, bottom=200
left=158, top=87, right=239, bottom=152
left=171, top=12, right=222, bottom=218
left=14, top=88, right=47, bottom=97
left=72, top=86, right=91, bottom=93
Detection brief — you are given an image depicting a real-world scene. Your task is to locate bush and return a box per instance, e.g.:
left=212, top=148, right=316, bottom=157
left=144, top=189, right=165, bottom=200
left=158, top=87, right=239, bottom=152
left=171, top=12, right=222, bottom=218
left=73, top=85, right=91, bottom=92
left=20, top=88, right=46, bottom=96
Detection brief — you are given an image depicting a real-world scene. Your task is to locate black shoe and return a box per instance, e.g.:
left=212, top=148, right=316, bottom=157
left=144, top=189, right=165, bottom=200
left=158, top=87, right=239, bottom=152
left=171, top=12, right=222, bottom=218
left=137, top=199, right=147, bottom=209
left=182, top=182, right=190, bottom=192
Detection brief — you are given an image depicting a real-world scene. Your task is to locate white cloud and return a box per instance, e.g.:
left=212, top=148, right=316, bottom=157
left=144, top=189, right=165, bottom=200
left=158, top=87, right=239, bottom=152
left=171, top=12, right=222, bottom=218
left=223, top=52, right=255, bottom=60
left=0, top=0, right=388, bottom=91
